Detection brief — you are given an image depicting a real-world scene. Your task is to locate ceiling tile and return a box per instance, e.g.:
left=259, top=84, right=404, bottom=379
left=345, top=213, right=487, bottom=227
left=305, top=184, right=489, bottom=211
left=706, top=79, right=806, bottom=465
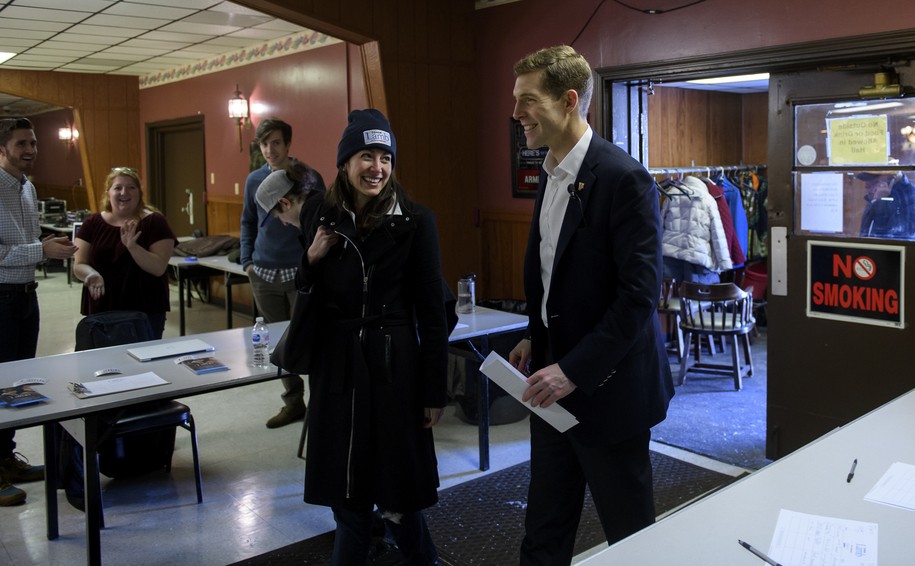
left=102, top=46, right=172, bottom=56
left=0, top=40, right=47, bottom=51
left=66, top=24, right=146, bottom=38
left=102, top=2, right=195, bottom=20
left=72, top=58, right=130, bottom=67
left=57, top=64, right=116, bottom=73
left=173, top=43, right=230, bottom=55
left=253, top=20, right=303, bottom=33
left=26, top=46, right=97, bottom=57
left=227, top=28, right=290, bottom=40
left=128, top=0, right=225, bottom=9
left=83, top=52, right=149, bottom=62
left=6, top=54, right=76, bottom=63
left=0, top=60, right=59, bottom=70
left=0, top=29, right=57, bottom=41
left=159, top=21, right=241, bottom=35
left=0, top=17, right=72, bottom=32
left=14, top=0, right=110, bottom=11
left=198, top=36, right=254, bottom=48
left=138, top=30, right=213, bottom=43
left=81, top=13, right=172, bottom=31
left=208, top=1, right=267, bottom=16
left=54, top=33, right=125, bottom=47
left=182, top=10, right=271, bottom=27
left=119, top=38, right=190, bottom=50
left=1, top=6, right=91, bottom=23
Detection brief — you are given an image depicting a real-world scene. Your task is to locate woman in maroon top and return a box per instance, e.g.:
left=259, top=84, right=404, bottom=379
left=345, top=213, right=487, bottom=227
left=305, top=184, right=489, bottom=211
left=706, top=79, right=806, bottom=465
left=72, top=167, right=177, bottom=338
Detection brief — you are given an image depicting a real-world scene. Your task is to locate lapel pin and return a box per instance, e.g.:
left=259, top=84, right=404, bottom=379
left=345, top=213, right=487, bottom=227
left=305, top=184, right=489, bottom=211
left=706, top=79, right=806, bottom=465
left=577, top=182, right=585, bottom=192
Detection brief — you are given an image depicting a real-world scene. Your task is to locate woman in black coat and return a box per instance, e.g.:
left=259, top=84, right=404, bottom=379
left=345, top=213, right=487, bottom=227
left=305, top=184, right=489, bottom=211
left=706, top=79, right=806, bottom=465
left=293, top=109, right=448, bottom=565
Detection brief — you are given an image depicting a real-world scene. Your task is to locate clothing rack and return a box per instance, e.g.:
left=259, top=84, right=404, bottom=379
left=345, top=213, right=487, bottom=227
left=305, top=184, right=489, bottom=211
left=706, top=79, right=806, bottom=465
left=647, top=164, right=767, bottom=177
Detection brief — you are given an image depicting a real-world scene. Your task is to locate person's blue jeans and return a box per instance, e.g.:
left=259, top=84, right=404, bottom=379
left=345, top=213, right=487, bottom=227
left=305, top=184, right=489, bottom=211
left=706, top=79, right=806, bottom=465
left=0, top=288, right=40, bottom=456
left=332, top=505, right=438, bottom=565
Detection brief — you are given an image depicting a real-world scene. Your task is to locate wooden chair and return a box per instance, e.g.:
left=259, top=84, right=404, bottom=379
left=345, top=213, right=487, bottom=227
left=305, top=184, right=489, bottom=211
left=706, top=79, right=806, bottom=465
left=677, top=281, right=755, bottom=390
left=658, top=278, right=684, bottom=358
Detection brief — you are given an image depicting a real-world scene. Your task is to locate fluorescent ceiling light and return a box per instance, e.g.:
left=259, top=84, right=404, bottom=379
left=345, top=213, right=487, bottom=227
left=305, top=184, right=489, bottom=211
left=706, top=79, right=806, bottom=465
left=0, top=52, right=16, bottom=65
left=687, top=73, right=770, bottom=85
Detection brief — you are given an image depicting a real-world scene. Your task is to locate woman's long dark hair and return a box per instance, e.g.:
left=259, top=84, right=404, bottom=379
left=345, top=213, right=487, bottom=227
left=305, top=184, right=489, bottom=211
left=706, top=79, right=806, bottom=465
left=325, top=167, right=410, bottom=236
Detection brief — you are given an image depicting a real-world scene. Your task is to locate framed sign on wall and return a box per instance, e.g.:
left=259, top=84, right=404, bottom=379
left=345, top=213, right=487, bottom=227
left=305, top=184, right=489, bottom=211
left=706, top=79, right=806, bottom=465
left=510, top=118, right=547, bottom=198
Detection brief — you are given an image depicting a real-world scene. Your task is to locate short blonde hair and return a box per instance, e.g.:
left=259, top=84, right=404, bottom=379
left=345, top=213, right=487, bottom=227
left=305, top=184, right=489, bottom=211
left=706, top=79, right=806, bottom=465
left=514, top=45, right=593, bottom=119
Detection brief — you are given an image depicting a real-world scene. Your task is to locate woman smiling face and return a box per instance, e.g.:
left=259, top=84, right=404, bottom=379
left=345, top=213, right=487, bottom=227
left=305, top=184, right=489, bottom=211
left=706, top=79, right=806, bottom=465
left=345, top=148, right=392, bottom=211
left=107, top=174, right=141, bottom=217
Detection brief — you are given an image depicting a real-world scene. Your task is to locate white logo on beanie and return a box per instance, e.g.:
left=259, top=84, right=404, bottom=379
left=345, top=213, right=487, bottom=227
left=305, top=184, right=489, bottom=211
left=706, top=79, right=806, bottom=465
left=363, top=129, right=391, bottom=147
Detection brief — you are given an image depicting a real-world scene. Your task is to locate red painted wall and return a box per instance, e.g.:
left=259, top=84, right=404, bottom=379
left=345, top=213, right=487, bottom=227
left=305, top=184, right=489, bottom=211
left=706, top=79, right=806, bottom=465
left=138, top=41, right=356, bottom=199
left=474, top=0, right=915, bottom=214
left=27, top=108, right=83, bottom=189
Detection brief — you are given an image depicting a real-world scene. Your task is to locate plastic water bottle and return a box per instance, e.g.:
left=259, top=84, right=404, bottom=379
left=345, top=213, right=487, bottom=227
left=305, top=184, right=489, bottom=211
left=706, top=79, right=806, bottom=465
left=251, top=317, right=270, bottom=368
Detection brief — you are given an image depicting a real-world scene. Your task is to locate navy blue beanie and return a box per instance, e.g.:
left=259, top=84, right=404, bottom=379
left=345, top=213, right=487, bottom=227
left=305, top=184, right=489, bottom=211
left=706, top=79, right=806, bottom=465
left=336, top=109, right=396, bottom=168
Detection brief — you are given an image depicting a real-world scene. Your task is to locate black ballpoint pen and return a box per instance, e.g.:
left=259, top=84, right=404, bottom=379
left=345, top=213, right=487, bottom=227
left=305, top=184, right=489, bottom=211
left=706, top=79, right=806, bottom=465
left=847, top=458, right=858, bottom=483
left=738, top=539, right=782, bottom=566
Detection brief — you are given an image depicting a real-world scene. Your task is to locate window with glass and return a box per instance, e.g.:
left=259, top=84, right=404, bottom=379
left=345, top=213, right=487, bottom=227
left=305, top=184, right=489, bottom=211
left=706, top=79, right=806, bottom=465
left=794, top=99, right=915, bottom=240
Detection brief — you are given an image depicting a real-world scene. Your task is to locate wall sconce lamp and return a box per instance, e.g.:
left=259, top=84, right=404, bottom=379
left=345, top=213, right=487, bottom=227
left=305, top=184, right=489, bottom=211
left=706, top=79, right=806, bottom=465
left=228, top=84, right=249, bottom=152
left=58, top=126, right=79, bottom=143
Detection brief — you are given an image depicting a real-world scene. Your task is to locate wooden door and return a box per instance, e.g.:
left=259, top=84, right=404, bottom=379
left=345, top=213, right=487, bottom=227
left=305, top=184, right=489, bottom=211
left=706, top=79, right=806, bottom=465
left=766, top=66, right=915, bottom=458
left=147, top=117, right=206, bottom=237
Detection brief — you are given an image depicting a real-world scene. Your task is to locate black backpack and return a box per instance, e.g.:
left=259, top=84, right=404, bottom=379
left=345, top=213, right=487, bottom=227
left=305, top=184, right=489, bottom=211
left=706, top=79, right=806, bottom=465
left=75, top=311, right=154, bottom=351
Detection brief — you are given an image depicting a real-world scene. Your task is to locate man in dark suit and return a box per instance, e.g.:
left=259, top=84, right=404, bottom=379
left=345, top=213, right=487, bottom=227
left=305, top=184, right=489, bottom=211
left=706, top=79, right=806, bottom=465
left=508, top=45, right=675, bottom=565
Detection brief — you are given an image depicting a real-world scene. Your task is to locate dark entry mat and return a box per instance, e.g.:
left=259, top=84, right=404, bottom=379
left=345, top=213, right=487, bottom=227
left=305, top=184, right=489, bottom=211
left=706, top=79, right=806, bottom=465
left=230, top=451, right=739, bottom=565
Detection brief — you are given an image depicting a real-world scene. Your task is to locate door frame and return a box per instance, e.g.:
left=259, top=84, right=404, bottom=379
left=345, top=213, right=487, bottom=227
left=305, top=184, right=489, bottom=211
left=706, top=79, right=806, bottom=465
left=595, top=28, right=915, bottom=460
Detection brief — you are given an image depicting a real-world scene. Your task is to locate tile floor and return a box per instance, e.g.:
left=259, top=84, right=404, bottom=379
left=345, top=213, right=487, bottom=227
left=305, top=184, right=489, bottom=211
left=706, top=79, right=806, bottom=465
left=0, top=266, right=742, bottom=565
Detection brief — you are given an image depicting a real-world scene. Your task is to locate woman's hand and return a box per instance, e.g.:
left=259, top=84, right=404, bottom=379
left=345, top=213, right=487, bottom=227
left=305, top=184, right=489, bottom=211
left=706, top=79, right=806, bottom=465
left=423, top=407, right=444, bottom=428
left=120, top=219, right=142, bottom=250
left=306, top=226, right=339, bottom=266
left=85, top=272, right=106, bottom=300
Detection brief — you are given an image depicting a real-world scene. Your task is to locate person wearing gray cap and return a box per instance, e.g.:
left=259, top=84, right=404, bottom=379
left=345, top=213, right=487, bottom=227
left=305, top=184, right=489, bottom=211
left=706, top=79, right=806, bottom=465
left=240, top=118, right=325, bottom=428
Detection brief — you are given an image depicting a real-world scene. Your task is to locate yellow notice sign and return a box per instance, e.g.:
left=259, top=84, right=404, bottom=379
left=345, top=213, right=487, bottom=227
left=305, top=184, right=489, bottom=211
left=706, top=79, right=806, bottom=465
left=827, top=115, right=888, bottom=165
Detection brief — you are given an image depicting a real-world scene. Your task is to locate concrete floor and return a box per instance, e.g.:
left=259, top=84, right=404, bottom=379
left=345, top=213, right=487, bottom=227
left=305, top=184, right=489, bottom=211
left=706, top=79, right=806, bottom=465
left=0, top=265, right=747, bottom=565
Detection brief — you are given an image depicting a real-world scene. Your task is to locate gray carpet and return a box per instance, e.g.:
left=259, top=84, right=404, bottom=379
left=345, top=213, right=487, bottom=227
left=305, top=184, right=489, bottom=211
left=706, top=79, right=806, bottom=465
left=652, top=327, right=771, bottom=470
left=230, top=451, right=739, bottom=565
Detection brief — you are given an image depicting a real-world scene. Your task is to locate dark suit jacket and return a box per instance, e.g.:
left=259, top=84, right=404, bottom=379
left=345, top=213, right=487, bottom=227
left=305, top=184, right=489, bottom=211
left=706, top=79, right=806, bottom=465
left=524, top=132, right=674, bottom=445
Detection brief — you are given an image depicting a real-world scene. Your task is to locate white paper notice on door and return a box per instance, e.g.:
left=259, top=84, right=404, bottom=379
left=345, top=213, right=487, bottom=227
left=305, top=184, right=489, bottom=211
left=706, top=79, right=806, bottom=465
left=479, top=351, right=579, bottom=433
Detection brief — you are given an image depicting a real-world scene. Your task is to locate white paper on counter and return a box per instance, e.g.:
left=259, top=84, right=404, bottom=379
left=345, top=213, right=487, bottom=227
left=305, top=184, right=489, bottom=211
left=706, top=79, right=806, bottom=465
left=479, top=351, right=579, bottom=433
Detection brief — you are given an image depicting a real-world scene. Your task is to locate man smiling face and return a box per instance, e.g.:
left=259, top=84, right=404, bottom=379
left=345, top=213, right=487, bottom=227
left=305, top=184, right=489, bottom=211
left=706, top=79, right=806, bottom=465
left=0, top=127, right=38, bottom=179
left=512, top=70, right=579, bottom=158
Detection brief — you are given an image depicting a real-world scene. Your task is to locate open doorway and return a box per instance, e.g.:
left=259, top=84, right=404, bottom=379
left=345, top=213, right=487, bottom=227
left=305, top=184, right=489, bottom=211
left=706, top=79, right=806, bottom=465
left=598, top=30, right=915, bottom=463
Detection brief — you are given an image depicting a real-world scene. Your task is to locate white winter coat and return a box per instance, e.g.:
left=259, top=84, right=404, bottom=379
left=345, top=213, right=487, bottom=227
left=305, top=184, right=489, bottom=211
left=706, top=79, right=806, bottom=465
left=660, top=176, right=732, bottom=272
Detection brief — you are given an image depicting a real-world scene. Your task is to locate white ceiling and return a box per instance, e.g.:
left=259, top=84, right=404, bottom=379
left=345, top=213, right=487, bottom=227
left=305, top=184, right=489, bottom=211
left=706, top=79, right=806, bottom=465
left=0, top=0, right=312, bottom=115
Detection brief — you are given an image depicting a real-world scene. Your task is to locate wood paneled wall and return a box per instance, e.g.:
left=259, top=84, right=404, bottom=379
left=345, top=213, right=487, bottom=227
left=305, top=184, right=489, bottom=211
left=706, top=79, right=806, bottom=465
left=0, top=69, right=140, bottom=212
left=648, top=88, right=768, bottom=167
left=206, top=195, right=244, bottom=237
left=479, top=210, right=531, bottom=301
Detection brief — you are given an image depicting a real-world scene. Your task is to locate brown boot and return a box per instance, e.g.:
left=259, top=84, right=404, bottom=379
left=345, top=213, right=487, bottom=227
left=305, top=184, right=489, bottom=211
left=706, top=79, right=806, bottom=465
left=266, top=405, right=306, bottom=429
left=0, top=478, right=26, bottom=506
left=0, top=453, right=44, bottom=483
